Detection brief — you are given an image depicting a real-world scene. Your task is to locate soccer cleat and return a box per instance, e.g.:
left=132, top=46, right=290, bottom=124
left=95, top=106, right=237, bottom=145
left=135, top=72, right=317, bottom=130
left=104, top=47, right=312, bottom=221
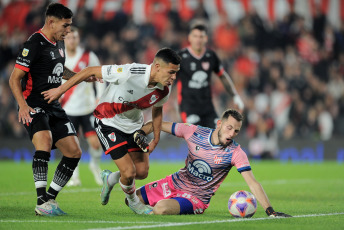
left=89, top=163, right=103, bottom=186
left=129, top=201, right=154, bottom=215
left=35, top=202, right=57, bottom=217
left=133, top=130, right=149, bottom=153
left=47, top=199, right=67, bottom=215
left=100, top=170, right=114, bottom=205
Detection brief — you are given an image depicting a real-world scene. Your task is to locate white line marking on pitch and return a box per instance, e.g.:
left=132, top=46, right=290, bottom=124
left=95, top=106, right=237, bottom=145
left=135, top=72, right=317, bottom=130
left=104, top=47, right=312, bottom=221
left=86, top=213, right=344, bottom=230
left=1, top=213, right=343, bottom=228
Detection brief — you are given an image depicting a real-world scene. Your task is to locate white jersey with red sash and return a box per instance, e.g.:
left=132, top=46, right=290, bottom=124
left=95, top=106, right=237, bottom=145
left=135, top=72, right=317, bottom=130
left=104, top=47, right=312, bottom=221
left=94, top=63, right=171, bottom=134
left=61, top=47, right=105, bottom=116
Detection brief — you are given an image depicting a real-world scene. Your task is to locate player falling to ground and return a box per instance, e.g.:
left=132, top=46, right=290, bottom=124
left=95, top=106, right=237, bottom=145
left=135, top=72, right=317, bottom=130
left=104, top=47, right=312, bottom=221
left=8, top=3, right=96, bottom=216
left=42, top=47, right=181, bottom=215
left=131, top=109, right=291, bottom=217
left=62, top=27, right=105, bottom=186
left=177, top=22, right=244, bottom=128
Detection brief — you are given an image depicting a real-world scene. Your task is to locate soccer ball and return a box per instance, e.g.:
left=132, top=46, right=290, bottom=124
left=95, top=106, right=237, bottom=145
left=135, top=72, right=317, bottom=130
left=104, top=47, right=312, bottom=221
left=228, top=190, right=257, bottom=218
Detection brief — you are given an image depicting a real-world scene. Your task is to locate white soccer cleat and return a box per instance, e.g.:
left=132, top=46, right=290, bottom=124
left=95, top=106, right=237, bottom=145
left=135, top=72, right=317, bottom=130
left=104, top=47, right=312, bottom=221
left=89, top=163, right=102, bottom=186
left=129, top=201, right=154, bottom=215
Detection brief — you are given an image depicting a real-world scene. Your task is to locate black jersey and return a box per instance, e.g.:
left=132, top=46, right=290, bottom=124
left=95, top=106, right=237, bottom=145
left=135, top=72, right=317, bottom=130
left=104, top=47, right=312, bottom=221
left=15, top=30, right=65, bottom=110
left=176, top=47, right=224, bottom=114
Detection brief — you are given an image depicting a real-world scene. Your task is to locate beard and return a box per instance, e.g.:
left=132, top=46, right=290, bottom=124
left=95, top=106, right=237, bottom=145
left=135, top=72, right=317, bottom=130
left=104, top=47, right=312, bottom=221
left=218, top=128, right=233, bottom=149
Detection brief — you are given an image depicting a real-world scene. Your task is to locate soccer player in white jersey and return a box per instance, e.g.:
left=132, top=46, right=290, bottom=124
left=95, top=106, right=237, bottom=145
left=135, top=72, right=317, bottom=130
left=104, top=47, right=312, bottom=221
left=42, top=48, right=181, bottom=214
left=133, top=109, right=291, bottom=217
left=62, top=27, right=105, bottom=186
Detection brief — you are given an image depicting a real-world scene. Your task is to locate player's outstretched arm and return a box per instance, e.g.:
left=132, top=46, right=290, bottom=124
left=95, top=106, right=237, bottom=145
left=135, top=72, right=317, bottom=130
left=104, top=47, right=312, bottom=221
left=42, top=66, right=102, bottom=103
left=141, top=121, right=173, bottom=135
left=241, top=171, right=292, bottom=218
left=219, top=72, right=244, bottom=111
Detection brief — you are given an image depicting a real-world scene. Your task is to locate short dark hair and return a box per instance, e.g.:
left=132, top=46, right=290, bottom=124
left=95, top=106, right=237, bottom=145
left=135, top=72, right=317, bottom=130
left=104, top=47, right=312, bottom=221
left=45, top=3, right=73, bottom=19
left=221, top=109, right=243, bottom=122
left=189, top=22, right=208, bottom=34
left=155, top=48, right=181, bottom=65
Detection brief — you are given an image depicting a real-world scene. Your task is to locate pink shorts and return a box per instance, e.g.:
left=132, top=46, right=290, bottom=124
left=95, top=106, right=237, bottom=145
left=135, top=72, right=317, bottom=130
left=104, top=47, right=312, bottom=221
left=140, top=175, right=207, bottom=214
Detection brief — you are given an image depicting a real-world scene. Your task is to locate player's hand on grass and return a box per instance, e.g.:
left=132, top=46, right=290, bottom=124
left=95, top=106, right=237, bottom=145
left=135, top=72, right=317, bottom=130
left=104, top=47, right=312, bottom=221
left=42, top=87, right=63, bottom=104
left=18, top=104, right=35, bottom=125
left=266, top=207, right=292, bottom=218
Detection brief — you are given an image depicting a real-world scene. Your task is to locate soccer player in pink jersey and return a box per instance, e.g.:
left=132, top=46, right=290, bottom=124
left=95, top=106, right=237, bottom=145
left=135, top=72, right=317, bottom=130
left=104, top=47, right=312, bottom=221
left=42, top=48, right=181, bottom=215
left=134, top=109, right=291, bottom=217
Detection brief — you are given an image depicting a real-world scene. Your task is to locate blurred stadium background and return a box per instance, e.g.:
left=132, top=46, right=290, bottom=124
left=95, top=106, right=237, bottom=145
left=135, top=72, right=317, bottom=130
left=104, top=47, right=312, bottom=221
left=0, top=0, right=343, bottom=163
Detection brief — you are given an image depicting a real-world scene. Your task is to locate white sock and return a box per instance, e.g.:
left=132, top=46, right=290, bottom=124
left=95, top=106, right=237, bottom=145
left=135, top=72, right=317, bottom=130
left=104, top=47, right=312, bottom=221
left=89, top=146, right=102, bottom=166
left=108, top=171, right=120, bottom=187
left=119, top=178, right=140, bottom=204
left=71, top=165, right=80, bottom=181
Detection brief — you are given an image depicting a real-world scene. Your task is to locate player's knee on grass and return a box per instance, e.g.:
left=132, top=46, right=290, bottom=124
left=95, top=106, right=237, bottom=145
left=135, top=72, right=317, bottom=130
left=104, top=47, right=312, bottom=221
left=154, top=199, right=181, bottom=215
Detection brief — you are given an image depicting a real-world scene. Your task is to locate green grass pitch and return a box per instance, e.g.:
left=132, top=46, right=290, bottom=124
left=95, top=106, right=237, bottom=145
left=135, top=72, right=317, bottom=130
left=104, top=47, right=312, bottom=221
left=0, top=160, right=343, bottom=230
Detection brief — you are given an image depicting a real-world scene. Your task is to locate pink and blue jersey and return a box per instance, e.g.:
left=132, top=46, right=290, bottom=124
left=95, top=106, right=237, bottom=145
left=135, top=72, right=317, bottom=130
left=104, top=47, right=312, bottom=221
left=171, top=123, right=251, bottom=205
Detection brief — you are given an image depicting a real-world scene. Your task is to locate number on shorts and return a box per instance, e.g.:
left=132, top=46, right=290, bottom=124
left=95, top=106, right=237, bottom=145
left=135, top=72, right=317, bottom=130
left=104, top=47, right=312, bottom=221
left=65, top=122, right=75, bottom=134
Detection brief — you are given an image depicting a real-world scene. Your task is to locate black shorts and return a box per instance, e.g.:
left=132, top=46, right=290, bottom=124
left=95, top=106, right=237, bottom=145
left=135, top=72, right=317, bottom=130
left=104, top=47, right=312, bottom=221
left=24, top=106, right=77, bottom=149
left=68, top=113, right=96, bottom=137
left=180, top=110, right=218, bottom=129
left=94, top=118, right=144, bottom=160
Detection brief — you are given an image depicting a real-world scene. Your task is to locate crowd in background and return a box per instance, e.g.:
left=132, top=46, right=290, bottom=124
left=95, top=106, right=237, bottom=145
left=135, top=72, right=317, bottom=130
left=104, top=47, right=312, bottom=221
left=1, top=0, right=343, bottom=158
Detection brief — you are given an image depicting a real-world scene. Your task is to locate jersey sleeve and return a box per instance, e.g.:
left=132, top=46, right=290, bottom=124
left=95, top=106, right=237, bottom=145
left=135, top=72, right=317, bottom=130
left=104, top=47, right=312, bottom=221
left=212, top=51, right=225, bottom=76
left=231, top=145, right=251, bottom=173
left=89, top=51, right=105, bottom=98
left=89, top=51, right=100, bottom=67
left=15, top=40, right=39, bottom=72
left=171, top=122, right=198, bottom=140
left=153, top=85, right=171, bottom=107
left=101, top=64, right=131, bottom=84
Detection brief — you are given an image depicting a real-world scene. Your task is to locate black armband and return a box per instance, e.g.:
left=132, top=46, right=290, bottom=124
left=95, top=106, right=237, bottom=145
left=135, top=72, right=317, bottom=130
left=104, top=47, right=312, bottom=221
left=265, top=207, right=275, bottom=216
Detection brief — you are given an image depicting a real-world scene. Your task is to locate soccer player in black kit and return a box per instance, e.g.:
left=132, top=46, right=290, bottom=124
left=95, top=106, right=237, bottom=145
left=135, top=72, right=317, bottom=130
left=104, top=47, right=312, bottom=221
left=9, top=3, right=86, bottom=216
left=177, top=22, right=244, bottom=129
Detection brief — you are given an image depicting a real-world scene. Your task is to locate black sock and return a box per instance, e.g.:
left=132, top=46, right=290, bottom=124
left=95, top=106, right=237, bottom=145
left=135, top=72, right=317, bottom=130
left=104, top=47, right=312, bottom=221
left=32, top=151, right=50, bottom=205
left=47, top=156, right=80, bottom=200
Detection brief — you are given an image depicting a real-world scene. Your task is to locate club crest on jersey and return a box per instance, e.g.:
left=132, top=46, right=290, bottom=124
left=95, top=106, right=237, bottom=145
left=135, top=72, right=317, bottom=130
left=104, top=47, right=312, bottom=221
left=214, top=155, right=222, bottom=164
left=108, top=132, right=116, bottom=142
left=202, top=62, right=209, bottom=71
left=149, top=95, right=159, bottom=104
left=59, top=48, right=64, bottom=57
left=117, top=67, right=123, bottom=73
left=22, top=48, right=29, bottom=57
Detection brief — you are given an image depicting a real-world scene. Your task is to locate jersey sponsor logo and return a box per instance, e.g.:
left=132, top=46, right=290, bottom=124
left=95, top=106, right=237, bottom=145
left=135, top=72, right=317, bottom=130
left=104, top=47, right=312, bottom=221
left=22, top=48, right=29, bottom=57
left=30, top=107, right=45, bottom=115
left=187, top=159, right=213, bottom=182
left=50, top=51, right=56, bottom=60
left=202, top=62, right=209, bottom=71
left=188, top=71, right=208, bottom=89
left=108, top=132, right=116, bottom=142
left=48, top=63, right=63, bottom=84
left=149, top=95, right=159, bottom=104
left=214, top=155, right=222, bottom=164
left=117, top=67, right=123, bottom=73
left=59, top=48, right=64, bottom=58
left=16, top=60, right=29, bottom=67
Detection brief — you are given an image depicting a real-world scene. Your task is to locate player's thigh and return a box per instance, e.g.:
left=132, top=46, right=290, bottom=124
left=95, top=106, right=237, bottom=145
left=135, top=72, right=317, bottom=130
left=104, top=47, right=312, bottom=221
left=55, top=135, right=82, bottom=158
left=154, top=199, right=180, bottom=215
left=25, top=112, right=52, bottom=151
